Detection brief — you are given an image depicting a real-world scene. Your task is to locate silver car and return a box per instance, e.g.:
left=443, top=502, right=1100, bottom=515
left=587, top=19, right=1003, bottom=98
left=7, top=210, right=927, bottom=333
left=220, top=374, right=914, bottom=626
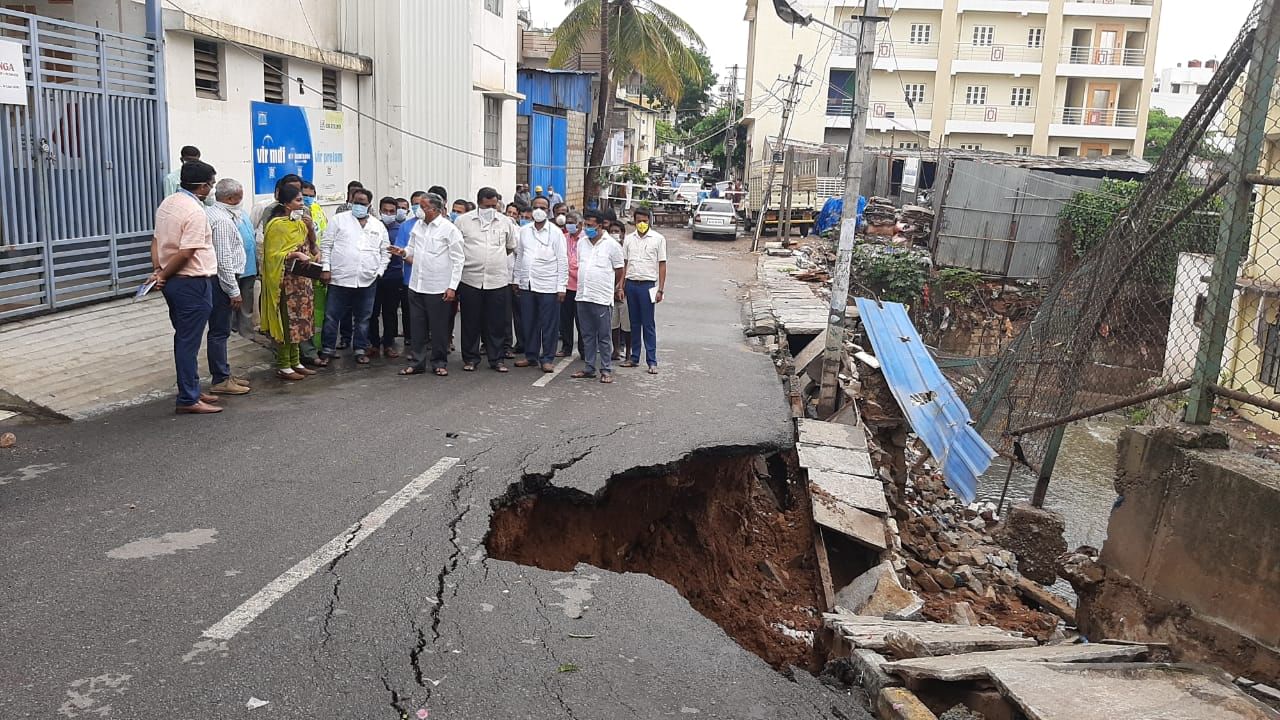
left=692, top=199, right=738, bottom=239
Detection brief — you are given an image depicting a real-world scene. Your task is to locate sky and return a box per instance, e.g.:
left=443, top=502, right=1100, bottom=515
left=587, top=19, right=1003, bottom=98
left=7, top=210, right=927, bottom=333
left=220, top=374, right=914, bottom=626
left=525, top=0, right=1259, bottom=82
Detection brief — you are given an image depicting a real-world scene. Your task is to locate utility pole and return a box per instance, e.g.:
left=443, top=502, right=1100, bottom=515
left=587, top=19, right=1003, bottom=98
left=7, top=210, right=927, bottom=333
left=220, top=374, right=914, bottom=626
left=723, top=64, right=740, bottom=182
left=751, top=56, right=806, bottom=253
left=817, top=0, right=883, bottom=417
left=780, top=146, right=796, bottom=239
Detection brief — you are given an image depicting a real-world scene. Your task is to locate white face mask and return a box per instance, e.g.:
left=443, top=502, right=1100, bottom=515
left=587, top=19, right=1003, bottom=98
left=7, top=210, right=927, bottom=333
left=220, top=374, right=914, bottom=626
left=289, top=209, right=305, bottom=221
left=478, top=207, right=497, bottom=223
left=532, top=208, right=548, bottom=223
left=555, top=214, right=567, bottom=226
left=414, top=207, right=426, bottom=221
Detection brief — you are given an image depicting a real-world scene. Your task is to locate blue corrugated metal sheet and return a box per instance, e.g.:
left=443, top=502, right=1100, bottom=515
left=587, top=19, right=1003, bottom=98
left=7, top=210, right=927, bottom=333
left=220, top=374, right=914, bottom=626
left=517, top=69, right=594, bottom=116
left=856, top=298, right=996, bottom=504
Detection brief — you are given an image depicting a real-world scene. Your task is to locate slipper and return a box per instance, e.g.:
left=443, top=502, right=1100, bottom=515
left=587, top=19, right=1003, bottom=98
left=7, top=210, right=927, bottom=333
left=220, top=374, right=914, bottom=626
left=600, top=373, right=615, bottom=384
left=463, top=364, right=477, bottom=372
left=647, top=365, right=658, bottom=375
left=492, top=364, right=510, bottom=373
left=571, top=370, right=597, bottom=379
left=513, top=359, right=532, bottom=368
left=356, top=354, right=371, bottom=365
left=277, top=369, right=305, bottom=381
left=619, top=361, right=639, bottom=368
left=541, top=363, right=556, bottom=373
left=385, top=348, right=400, bottom=359
left=434, top=368, right=449, bottom=377
left=556, top=350, right=567, bottom=358
left=314, top=357, right=330, bottom=368
left=399, top=367, right=425, bottom=376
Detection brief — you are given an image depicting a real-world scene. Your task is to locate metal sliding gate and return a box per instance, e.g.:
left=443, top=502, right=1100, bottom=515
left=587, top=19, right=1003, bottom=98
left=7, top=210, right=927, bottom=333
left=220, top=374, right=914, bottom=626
left=0, top=9, right=162, bottom=322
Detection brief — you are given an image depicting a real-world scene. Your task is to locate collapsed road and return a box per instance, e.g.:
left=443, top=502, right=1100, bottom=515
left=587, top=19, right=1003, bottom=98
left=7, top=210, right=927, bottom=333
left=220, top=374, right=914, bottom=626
left=0, top=229, right=870, bottom=719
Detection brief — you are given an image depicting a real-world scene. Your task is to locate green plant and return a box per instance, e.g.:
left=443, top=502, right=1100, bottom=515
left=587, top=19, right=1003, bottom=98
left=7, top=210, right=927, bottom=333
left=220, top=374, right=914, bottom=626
left=934, top=267, right=984, bottom=304
left=1126, top=406, right=1152, bottom=425
left=851, top=246, right=928, bottom=305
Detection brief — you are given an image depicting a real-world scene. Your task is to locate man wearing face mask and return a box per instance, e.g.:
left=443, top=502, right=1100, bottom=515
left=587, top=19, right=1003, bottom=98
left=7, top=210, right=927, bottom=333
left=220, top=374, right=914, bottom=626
left=513, top=206, right=568, bottom=372
left=570, top=210, right=625, bottom=384
left=317, top=188, right=391, bottom=366
left=369, top=196, right=407, bottom=359
left=456, top=187, right=518, bottom=372
left=204, top=178, right=253, bottom=397
left=149, top=159, right=224, bottom=414
left=619, top=206, right=667, bottom=374
left=393, top=193, right=464, bottom=377
left=559, top=210, right=585, bottom=358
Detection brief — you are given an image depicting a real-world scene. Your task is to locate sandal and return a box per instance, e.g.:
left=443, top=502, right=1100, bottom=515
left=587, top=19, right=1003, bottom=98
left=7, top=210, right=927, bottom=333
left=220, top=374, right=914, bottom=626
left=600, top=373, right=614, bottom=384
left=356, top=354, right=371, bottom=365
left=513, top=359, right=532, bottom=368
left=314, top=357, right=331, bottom=368
left=434, top=368, right=449, bottom=377
left=541, top=363, right=556, bottom=373
left=619, top=360, right=639, bottom=368
left=385, top=347, right=400, bottom=359
left=492, top=364, right=510, bottom=373
left=571, top=370, right=597, bottom=379
left=647, top=365, right=659, bottom=375
left=463, top=364, right=477, bottom=372
left=399, top=367, right=425, bottom=376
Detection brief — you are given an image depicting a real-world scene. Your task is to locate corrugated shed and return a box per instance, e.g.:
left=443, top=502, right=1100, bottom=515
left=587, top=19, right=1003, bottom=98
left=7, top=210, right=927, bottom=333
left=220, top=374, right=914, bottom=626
left=855, top=298, right=996, bottom=504
left=517, top=69, right=594, bottom=116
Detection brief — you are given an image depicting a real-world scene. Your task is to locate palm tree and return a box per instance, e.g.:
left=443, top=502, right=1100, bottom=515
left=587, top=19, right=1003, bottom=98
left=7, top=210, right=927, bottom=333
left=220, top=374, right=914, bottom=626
left=551, top=0, right=706, bottom=202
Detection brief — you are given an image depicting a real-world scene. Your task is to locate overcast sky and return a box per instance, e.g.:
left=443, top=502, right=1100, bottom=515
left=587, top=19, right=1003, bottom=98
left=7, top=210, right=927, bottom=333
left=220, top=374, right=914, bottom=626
left=525, top=0, right=1259, bottom=80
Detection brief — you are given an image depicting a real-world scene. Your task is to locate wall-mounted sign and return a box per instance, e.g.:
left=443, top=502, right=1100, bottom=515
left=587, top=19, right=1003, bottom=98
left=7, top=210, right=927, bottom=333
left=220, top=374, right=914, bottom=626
left=250, top=101, right=345, bottom=197
left=0, top=40, right=28, bottom=106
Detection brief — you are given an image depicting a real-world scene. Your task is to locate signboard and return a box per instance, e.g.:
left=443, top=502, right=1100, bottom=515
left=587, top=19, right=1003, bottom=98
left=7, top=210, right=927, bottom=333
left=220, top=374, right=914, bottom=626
left=0, top=39, right=27, bottom=106
left=902, top=157, right=920, bottom=191
left=251, top=101, right=346, bottom=197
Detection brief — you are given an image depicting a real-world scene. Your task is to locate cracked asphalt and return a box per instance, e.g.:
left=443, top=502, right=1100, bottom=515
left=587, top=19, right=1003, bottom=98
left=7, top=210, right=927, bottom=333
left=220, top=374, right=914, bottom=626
left=0, top=229, right=869, bottom=719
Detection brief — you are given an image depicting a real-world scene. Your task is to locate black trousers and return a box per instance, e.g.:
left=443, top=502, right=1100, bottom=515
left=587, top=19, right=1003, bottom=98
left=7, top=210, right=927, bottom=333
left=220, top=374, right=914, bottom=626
left=408, top=290, right=452, bottom=370
left=369, top=273, right=408, bottom=349
left=458, top=282, right=511, bottom=367
left=559, top=288, right=583, bottom=356
left=505, top=285, right=523, bottom=354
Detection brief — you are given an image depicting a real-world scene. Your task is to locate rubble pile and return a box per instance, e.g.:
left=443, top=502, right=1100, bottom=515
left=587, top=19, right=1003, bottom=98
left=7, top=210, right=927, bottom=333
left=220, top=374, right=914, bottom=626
left=899, top=205, right=934, bottom=245
left=863, top=196, right=898, bottom=236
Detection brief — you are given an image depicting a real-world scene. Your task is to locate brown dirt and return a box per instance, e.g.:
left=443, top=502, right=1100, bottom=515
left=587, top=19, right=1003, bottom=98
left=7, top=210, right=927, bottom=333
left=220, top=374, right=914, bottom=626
left=921, top=589, right=1059, bottom=642
left=485, top=451, right=828, bottom=672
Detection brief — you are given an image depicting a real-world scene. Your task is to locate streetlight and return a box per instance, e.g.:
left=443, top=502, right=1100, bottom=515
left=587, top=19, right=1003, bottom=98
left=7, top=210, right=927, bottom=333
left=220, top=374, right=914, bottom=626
left=773, top=0, right=884, bottom=418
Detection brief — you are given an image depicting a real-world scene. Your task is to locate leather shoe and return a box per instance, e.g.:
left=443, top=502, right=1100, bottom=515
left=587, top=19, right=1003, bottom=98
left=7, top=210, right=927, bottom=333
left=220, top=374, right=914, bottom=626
left=176, top=401, right=222, bottom=414
left=210, top=380, right=250, bottom=395
left=199, top=393, right=221, bottom=404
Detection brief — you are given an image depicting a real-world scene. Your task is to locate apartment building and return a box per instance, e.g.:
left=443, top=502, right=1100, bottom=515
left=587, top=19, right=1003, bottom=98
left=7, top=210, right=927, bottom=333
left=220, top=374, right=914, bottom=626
left=744, top=0, right=1162, bottom=168
left=1152, top=59, right=1219, bottom=118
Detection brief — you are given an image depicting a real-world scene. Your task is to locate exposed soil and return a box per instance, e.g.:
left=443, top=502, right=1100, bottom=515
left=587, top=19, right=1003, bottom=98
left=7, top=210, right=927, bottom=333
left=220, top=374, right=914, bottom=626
left=485, top=449, right=828, bottom=672
left=921, top=590, right=1059, bottom=643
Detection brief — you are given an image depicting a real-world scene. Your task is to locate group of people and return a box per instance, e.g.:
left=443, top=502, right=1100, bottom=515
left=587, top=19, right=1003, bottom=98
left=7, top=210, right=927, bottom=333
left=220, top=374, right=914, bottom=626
left=149, top=146, right=668, bottom=415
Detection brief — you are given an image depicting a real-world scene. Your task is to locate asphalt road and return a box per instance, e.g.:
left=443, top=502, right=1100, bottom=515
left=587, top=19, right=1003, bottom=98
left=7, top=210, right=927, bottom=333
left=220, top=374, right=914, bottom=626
left=0, top=229, right=867, bottom=719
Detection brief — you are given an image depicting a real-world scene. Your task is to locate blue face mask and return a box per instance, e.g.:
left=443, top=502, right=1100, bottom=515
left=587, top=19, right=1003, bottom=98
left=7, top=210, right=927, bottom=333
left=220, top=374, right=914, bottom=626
left=303, top=196, right=316, bottom=207
left=585, top=227, right=599, bottom=239
left=351, top=203, right=370, bottom=219
left=519, top=219, right=532, bottom=227
left=566, top=224, right=579, bottom=234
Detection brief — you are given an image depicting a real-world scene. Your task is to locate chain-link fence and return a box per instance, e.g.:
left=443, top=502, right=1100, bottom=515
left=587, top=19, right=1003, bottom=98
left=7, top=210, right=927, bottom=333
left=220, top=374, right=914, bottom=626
left=969, top=0, right=1280, bottom=500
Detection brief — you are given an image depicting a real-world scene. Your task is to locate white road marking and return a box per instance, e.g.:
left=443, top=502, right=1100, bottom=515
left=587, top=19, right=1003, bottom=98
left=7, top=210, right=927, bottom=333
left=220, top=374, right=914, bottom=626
left=532, top=357, right=574, bottom=387
left=200, top=457, right=461, bottom=641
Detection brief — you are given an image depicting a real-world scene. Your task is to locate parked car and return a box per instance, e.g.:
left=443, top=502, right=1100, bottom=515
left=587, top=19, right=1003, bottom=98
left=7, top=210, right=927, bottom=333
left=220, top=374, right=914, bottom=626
left=692, top=199, right=738, bottom=239
left=674, top=182, right=702, bottom=206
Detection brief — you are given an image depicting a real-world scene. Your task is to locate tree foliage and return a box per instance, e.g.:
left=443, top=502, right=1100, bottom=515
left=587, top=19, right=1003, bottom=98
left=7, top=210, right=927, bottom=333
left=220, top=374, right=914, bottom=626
left=1143, top=108, right=1179, bottom=164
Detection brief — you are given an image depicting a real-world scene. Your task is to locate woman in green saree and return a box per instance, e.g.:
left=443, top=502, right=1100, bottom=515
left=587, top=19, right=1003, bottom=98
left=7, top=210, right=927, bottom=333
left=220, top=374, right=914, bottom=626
left=262, top=185, right=320, bottom=381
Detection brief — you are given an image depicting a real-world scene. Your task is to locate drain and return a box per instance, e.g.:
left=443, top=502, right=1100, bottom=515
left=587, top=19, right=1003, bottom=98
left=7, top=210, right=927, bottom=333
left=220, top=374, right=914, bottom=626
left=485, top=448, right=829, bottom=672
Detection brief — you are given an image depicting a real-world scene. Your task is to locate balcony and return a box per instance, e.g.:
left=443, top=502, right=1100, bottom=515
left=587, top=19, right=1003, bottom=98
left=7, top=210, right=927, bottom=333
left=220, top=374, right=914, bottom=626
left=1050, top=105, right=1140, bottom=139
left=1064, top=0, right=1154, bottom=18
left=952, top=43, right=1044, bottom=76
left=1057, top=45, right=1147, bottom=79
left=832, top=41, right=940, bottom=72
left=956, top=0, right=1050, bottom=12
left=944, top=103, right=1037, bottom=135
left=826, top=100, right=934, bottom=132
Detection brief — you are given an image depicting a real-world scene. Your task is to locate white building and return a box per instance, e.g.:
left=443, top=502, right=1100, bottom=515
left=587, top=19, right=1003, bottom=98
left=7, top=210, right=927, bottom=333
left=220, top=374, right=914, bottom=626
left=22, top=0, right=520, bottom=206
left=1151, top=59, right=1218, bottom=118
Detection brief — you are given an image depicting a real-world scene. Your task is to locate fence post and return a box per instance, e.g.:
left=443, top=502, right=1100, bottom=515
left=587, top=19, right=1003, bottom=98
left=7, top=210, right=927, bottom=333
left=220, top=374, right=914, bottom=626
left=1186, top=0, right=1280, bottom=425
left=145, top=0, right=170, bottom=187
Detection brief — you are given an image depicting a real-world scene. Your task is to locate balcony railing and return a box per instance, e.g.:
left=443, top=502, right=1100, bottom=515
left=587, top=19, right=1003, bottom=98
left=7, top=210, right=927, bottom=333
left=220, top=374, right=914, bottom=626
left=1057, top=106, right=1139, bottom=126
left=866, top=41, right=940, bottom=60
left=949, top=104, right=1038, bottom=123
left=1061, top=45, right=1147, bottom=67
left=954, top=43, right=1045, bottom=63
left=826, top=99, right=935, bottom=118
left=1070, top=0, right=1152, bottom=5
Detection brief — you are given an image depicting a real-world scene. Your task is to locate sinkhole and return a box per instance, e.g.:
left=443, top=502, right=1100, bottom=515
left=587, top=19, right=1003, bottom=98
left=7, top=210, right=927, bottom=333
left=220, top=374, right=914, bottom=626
left=484, top=447, right=835, bottom=672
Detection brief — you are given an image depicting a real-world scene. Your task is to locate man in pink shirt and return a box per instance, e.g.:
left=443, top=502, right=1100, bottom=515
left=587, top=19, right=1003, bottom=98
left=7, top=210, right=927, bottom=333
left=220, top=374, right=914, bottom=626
left=558, top=210, right=585, bottom=358
left=148, top=160, right=222, bottom=415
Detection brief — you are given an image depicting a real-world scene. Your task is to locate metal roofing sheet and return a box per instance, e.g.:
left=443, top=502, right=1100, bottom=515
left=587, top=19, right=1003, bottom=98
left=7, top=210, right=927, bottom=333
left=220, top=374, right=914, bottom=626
left=855, top=298, right=996, bottom=504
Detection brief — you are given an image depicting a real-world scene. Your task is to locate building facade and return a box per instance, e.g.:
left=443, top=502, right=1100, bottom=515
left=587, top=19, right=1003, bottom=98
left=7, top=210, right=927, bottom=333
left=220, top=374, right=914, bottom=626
left=1151, top=59, right=1218, bottom=119
left=744, top=0, right=1162, bottom=178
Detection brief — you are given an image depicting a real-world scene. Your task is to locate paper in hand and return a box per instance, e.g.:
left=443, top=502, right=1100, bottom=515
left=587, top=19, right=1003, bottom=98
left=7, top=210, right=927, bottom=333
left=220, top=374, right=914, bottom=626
left=649, top=286, right=659, bottom=303
left=133, top=278, right=157, bottom=303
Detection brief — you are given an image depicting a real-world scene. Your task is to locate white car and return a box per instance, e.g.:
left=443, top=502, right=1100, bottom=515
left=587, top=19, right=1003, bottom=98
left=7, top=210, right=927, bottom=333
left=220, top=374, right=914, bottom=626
left=674, top=182, right=702, bottom=206
left=692, top=199, right=738, bottom=239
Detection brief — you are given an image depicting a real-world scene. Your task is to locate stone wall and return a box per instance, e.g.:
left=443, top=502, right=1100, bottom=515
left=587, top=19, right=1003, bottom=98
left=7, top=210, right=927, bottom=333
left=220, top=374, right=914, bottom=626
left=1071, top=425, right=1280, bottom=684
left=566, top=110, right=587, bottom=210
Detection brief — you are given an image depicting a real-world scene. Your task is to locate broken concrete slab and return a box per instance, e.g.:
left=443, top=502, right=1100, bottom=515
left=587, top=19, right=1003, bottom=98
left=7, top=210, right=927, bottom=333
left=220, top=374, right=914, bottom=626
left=994, top=503, right=1066, bottom=586
left=988, top=662, right=1279, bottom=720
left=851, top=648, right=901, bottom=697
left=812, top=495, right=888, bottom=550
left=809, top=468, right=888, bottom=515
left=797, top=443, right=875, bottom=478
left=824, top=614, right=1037, bottom=655
left=797, top=418, right=869, bottom=451
left=793, top=334, right=826, bottom=380
left=882, top=643, right=1150, bottom=682
left=878, top=687, right=939, bottom=720
left=1010, top=574, right=1076, bottom=625
left=835, top=561, right=922, bottom=618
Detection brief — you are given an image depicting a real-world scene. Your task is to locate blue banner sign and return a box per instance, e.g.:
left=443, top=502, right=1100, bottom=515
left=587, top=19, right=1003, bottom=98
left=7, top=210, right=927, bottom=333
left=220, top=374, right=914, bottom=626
left=251, top=101, right=314, bottom=195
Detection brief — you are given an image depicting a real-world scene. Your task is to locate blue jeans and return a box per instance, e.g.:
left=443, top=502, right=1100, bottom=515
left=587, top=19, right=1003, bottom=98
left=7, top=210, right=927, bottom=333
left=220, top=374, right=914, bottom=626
left=625, top=279, right=658, bottom=366
left=577, top=301, right=613, bottom=375
left=322, top=283, right=377, bottom=355
left=519, top=290, right=560, bottom=365
left=208, top=283, right=234, bottom=384
left=162, top=276, right=213, bottom=406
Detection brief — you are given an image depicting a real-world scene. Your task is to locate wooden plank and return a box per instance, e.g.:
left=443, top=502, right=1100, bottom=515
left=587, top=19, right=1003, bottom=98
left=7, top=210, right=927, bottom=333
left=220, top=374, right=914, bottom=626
left=798, top=419, right=869, bottom=450
left=797, top=443, right=875, bottom=477
left=809, top=469, right=888, bottom=515
left=813, top=527, right=837, bottom=612
left=824, top=614, right=1037, bottom=655
left=811, top=495, right=887, bottom=550
left=882, top=643, right=1149, bottom=682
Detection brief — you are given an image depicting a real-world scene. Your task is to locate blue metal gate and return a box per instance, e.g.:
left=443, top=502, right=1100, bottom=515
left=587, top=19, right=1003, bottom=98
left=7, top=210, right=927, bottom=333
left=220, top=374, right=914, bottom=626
left=0, top=9, right=162, bottom=322
left=529, top=111, right=568, bottom=199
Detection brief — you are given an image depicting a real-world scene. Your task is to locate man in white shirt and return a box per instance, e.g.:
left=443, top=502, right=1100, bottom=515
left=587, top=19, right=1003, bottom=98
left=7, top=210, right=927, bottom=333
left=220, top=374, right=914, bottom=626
left=619, top=206, right=667, bottom=373
left=318, top=188, right=390, bottom=364
left=392, top=194, right=464, bottom=376
left=513, top=207, right=568, bottom=372
left=456, top=187, right=518, bottom=372
left=572, top=210, right=625, bottom=383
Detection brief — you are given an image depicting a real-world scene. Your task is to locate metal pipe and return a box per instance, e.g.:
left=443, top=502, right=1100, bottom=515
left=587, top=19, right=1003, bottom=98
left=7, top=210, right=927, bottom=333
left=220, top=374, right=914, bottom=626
left=1209, top=384, right=1280, bottom=415
left=1245, top=173, right=1280, bottom=186
left=1005, top=380, right=1194, bottom=437
left=145, top=0, right=170, bottom=189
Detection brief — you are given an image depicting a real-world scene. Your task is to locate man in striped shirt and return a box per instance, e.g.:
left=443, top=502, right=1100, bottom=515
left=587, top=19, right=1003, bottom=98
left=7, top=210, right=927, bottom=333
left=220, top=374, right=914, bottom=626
left=204, top=178, right=252, bottom=396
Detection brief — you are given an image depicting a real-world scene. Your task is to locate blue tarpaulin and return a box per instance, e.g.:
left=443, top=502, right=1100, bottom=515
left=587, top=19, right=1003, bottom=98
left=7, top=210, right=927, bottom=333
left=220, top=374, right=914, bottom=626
left=815, top=195, right=866, bottom=236
left=855, top=298, right=995, bottom=504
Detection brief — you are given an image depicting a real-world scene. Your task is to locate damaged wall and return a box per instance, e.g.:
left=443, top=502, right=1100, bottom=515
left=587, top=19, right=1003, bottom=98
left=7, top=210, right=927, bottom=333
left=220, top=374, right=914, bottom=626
left=1071, top=425, right=1280, bottom=684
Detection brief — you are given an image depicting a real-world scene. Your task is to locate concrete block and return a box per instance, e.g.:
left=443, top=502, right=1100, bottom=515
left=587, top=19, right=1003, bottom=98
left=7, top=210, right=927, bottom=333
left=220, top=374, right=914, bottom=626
left=993, top=503, right=1065, bottom=586
left=809, top=469, right=888, bottom=515
left=797, top=418, right=869, bottom=450
left=835, top=561, right=920, bottom=617
left=851, top=648, right=901, bottom=698
left=811, top=496, right=888, bottom=550
left=877, top=687, right=938, bottom=720
left=797, top=443, right=875, bottom=478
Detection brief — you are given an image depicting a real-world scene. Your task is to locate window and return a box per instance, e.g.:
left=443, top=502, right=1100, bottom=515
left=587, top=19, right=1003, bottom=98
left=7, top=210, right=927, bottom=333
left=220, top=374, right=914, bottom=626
left=193, top=39, right=222, bottom=100
left=840, top=20, right=859, bottom=55
left=322, top=68, right=340, bottom=110
left=263, top=54, right=286, bottom=104
left=972, top=25, right=994, bottom=46
left=1027, top=28, right=1044, bottom=48
left=909, top=24, right=931, bottom=45
left=1262, top=313, right=1280, bottom=391
left=1014, top=146, right=1030, bottom=156
left=1172, top=84, right=1181, bottom=94
left=483, top=96, right=502, bottom=167
left=898, top=141, right=921, bottom=150
left=484, top=0, right=503, bottom=16
left=1010, top=87, right=1033, bottom=107
left=965, top=85, right=988, bottom=105
left=1058, top=146, right=1078, bottom=157
left=1110, top=148, right=1129, bottom=156
left=903, top=83, right=927, bottom=106
left=958, top=143, right=982, bottom=151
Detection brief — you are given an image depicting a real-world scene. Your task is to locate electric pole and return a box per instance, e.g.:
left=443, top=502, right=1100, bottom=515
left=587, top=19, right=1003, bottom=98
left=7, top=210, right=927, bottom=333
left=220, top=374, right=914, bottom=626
left=724, top=64, right=739, bottom=181
left=817, top=0, right=883, bottom=417
left=751, top=56, right=806, bottom=253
